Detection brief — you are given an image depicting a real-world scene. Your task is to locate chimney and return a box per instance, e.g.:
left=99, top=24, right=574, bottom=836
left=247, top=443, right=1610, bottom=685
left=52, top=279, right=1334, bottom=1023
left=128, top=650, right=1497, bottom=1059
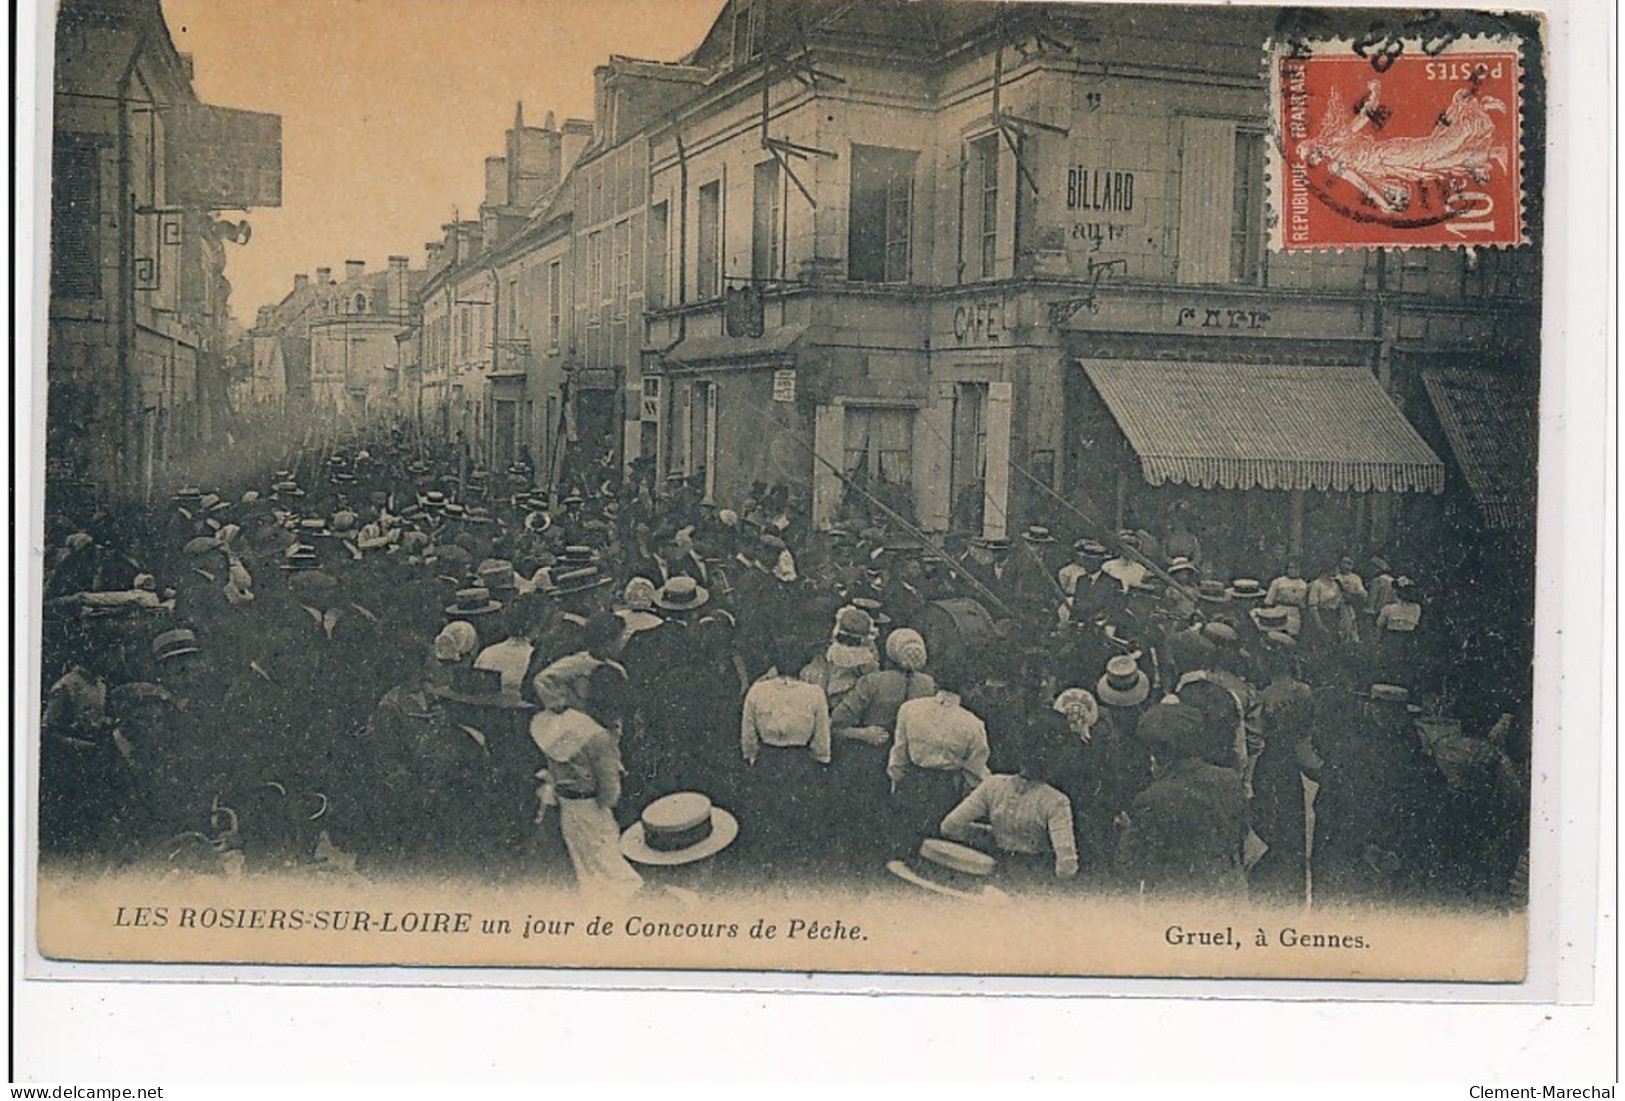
left=387, top=255, right=409, bottom=315
left=509, top=113, right=562, bottom=209
left=484, top=157, right=508, bottom=208
left=561, top=119, right=593, bottom=175
left=293, top=273, right=309, bottom=291
left=344, top=259, right=366, bottom=282
left=316, top=266, right=332, bottom=285
left=256, top=305, right=274, bottom=329
left=593, top=64, right=613, bottom=145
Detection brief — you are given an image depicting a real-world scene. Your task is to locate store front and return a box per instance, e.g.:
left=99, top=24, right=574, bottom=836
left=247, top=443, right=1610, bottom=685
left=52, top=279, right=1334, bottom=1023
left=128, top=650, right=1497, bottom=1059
left=1067, top=357, right=1446, bottom=579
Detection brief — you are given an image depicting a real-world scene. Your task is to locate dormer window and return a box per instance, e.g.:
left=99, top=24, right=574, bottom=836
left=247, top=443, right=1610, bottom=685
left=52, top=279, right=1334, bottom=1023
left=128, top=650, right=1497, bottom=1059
left=731, top=0, right=766, bottom=66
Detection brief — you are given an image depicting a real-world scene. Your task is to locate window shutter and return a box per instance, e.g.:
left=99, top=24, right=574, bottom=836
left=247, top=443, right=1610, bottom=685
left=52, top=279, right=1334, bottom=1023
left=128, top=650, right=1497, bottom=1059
left=982, top=380, right=1013, bottom=541
left=1176, top=117, right=1238, bottom=284
left=916, top=381, right=956, bottom=531
left=812, top=404, right=845, bottom=529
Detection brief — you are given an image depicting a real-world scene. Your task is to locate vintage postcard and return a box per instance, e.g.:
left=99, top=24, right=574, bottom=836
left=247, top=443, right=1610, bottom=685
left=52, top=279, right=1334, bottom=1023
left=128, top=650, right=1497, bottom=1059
left=28, top=0, right=1554, bottom=984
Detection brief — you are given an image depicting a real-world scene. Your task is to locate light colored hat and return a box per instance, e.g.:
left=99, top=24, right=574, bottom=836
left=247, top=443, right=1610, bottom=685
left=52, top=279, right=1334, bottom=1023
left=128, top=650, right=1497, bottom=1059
left=1225, top=578, right=1265, bottom=601
left=1097, top=654, right=1150, bottom=708
left=441, top=620, right=480, bottom=658
left=432, top=630, right=461, bottom=663
left=620, top=792, right=739, bottom=866
left=655, top=575, right=709, bottom=611
left=884, top=628, right=928, bottom=672
left=1053, top=687, right=1100, bottom=731
left=885, top=839, right=1010, bottom=904
left=623, top=576, right=658, bottom=612
left=772, top=549, right=798, bottom=583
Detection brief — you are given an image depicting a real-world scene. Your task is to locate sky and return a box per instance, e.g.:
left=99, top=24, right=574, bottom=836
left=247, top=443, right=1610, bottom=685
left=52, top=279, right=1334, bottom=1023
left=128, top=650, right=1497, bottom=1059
left=158, top=0, right=725, bottom=320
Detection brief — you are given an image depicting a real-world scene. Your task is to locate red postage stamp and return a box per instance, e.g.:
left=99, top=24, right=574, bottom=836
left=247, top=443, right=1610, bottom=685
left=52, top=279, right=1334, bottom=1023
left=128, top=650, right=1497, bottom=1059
left=1271, top=40, right=1524, bottom=250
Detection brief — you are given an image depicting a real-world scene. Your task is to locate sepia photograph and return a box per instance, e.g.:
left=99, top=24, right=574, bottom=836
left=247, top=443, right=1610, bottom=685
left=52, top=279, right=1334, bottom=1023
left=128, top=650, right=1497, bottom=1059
left=25, top=0, right=1566, bottom=985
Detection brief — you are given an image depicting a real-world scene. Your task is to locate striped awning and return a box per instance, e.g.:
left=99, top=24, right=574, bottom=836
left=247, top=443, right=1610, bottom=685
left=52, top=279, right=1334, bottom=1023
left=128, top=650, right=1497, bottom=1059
left=1081, top=360, right=1445, bottom=494
left=1422, top=368, right=1536, bottom=529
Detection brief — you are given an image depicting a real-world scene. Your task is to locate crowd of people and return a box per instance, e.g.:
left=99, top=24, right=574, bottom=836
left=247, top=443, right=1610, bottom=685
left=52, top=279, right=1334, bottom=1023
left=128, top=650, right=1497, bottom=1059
left=38, top=428, right=1531, bottom=908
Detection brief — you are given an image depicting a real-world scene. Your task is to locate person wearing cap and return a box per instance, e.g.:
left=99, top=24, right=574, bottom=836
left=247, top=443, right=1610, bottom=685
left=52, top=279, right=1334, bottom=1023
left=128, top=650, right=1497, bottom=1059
left=799, top=605, right=881, bottom=716
left=1161, top=512, right=1201, bottom=570
left=361, top=630, right=489, bottom=870
left=887, top=664, right=991, bottom=855
left=530, top=663, right=642, bottom=899
left=1116, top=700, right=1247, bottom=897
left=941, top=713, right=1080, bottom=889
left=739, top=635, right=833, bottom=876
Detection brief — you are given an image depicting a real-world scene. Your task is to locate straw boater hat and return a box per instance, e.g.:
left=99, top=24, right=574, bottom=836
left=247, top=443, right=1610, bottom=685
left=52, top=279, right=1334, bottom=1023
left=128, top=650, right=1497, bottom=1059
left=850, top=596, right=891, bottom=627
left=444, top=587, right=502, bottom=617
left=429, top=665, right=532, bottom=711
left=1249, top=605, right=1293, bottom=633
left=420, top=491, right=448, bottom=512
left=279, top=543, right=321, bottom=571
left=1167, top=556, right=1198, bottom=578
left=152, top=628, right=202, bottom=662
left=620, top=792, right=738, bottom=866
left=1226, top=578, right=1266, bottom=601
left=886, top=839, right=1011, bottom=904
left=1021, top=525, right=1058, bottom=545
left=476, top=559, right=520, bottom=594
left=549, top=566, right=613, bottom=596
left=654, top=575, right=709, bottom=612
left=1196, top=579, right=1231, bottom=604
left=524, top=509, right=552, bottom=534
left=1097, top=653, right=1150, bottom=708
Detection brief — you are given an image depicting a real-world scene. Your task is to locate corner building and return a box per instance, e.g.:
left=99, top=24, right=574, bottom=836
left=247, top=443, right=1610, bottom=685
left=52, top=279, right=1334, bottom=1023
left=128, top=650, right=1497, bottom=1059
left=639, top=1, right=1538, bottom=575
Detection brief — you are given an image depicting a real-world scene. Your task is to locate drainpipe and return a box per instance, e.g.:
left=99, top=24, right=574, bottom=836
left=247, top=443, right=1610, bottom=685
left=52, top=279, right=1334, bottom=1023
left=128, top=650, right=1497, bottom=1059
left=115, top=41, right=144, bottom=499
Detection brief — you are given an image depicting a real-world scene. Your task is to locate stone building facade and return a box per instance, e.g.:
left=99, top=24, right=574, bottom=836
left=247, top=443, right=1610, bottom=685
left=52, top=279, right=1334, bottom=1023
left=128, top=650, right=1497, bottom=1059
left=47, top=0, right=280, bottom=502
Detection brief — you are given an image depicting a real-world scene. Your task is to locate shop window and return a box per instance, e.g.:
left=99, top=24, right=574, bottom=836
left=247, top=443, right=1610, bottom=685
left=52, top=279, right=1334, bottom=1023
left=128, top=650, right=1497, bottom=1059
left=1231, top=130, right=1267, bottom=285
left=696, top=180, right=722, bottom=299
left=842, top=406, right=915, bottom=522
left=752, top=159, right=782, bottom=283
left=848, top=145, right=916, bottom=284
